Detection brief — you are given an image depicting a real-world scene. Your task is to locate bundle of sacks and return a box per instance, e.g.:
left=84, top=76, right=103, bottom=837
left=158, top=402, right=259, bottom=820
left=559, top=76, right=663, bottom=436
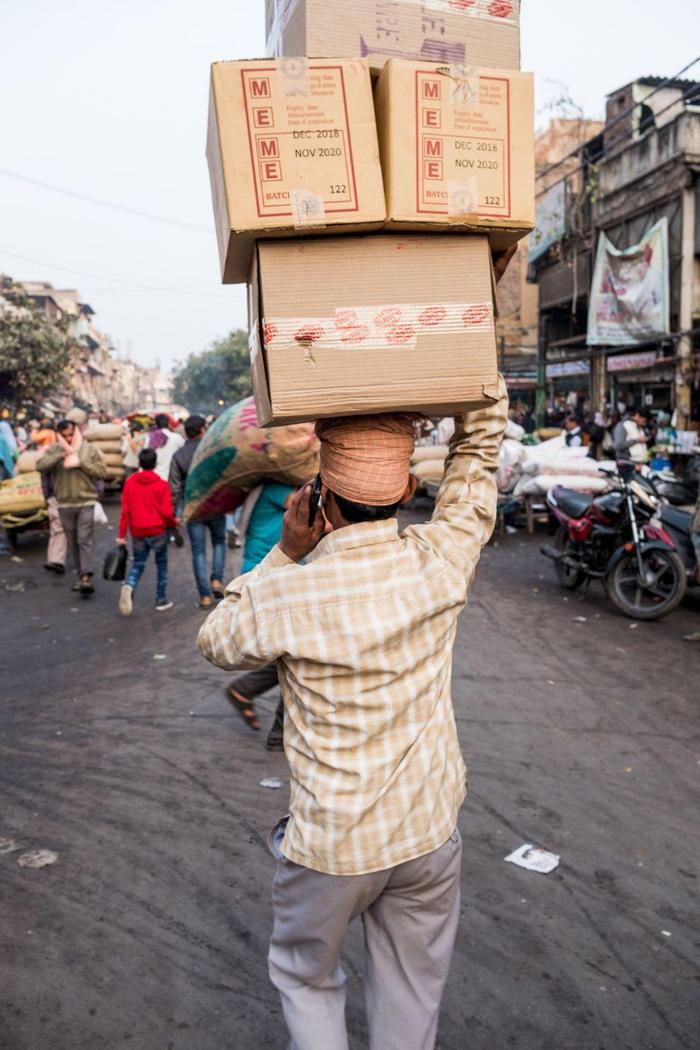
left=0, top=471, right=45, bottom=517
left=410, top=445, right=449, bottom=486
left=184, top=396, right=320, bottom=523
left=84, top=423, right=124, bottom=482
left=496, top=432, right=613, bottom=498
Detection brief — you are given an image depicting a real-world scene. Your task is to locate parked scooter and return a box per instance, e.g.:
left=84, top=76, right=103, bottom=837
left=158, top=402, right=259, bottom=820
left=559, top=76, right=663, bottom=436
left=541, top=460, right=687, bottom=620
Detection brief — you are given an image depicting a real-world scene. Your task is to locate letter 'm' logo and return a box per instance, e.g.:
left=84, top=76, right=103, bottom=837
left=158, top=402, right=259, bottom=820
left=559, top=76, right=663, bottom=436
left=249, top=78, right=271, bottom=98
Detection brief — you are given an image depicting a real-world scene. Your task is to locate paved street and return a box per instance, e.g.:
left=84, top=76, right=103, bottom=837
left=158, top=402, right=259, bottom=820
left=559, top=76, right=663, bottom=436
left=1, top=500, right=698, bottom=1050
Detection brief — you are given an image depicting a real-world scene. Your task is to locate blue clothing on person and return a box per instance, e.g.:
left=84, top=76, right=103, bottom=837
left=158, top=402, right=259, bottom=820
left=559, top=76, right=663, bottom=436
left=242, top=482, right=295, bottom=573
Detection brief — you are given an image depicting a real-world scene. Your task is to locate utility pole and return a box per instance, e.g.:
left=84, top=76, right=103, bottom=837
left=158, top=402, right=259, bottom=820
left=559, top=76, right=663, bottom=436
left=535, top=316, right=546, bottom=427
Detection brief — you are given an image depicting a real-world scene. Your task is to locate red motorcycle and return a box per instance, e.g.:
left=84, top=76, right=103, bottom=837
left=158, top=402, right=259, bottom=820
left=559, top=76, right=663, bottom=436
left=541, top=461, right=687, bottom=621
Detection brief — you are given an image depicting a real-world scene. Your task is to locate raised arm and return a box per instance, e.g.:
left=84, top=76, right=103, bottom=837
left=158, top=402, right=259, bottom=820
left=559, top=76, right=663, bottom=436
left=404, top=375, right=509, bottom=582
left=197, top=546, right=294, bottom=672
left=36, top=444, right=63, bottom=473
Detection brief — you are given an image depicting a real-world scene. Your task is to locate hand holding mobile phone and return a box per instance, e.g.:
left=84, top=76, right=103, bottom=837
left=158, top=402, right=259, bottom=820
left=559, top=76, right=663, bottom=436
left=308, top=472, right=323, bottom=528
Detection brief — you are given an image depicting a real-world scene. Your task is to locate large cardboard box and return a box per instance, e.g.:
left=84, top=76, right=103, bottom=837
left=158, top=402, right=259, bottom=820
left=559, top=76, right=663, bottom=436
left=249, top=234, right=499, bottom=425
left=207, top=59, right=386, bottom=283
left=375, top=59, right=534, bottom=249
left=266, top=0, right=521, bottom=74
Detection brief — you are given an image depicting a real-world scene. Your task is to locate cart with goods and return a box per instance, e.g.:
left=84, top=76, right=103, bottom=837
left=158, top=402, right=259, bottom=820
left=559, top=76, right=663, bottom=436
left=0, top=471, right=48, bottom=551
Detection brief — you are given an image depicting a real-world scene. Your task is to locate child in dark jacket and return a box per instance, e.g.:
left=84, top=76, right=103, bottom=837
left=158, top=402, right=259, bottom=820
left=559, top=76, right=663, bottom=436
left=117, top=448, right=178, bottom=614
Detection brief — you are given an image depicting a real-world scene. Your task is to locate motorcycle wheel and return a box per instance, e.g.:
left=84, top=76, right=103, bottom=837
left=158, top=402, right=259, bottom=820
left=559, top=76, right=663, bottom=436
left=553, top=526, right=585, bottom=590
left=607, top=548, right=687, bottom=621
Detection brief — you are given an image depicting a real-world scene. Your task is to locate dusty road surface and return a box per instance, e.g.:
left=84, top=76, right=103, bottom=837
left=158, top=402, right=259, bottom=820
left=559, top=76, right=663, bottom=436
left=1, top=501, right=698, bottom=1050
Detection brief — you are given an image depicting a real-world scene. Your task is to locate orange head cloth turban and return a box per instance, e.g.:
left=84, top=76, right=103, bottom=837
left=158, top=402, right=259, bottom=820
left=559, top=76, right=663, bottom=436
left=315, top=415, right=417, bottom=507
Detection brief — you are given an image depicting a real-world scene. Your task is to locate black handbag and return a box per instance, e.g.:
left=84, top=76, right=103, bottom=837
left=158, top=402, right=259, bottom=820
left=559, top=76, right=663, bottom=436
left=102, top=545, right=128, bottom=582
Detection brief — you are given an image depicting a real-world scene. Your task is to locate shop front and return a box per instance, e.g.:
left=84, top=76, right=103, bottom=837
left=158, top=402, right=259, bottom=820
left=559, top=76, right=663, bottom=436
left=606, top=351, right=675, bottom=416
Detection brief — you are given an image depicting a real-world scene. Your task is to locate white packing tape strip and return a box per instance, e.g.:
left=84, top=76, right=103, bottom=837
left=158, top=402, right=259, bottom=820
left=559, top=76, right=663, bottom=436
left=262, top=301, right=494, bottom=355
left=278, top=56, right=310, bottom=98
left=290, top=188, right=326, bottom=229
left=447, top=178, right=479, bottom=217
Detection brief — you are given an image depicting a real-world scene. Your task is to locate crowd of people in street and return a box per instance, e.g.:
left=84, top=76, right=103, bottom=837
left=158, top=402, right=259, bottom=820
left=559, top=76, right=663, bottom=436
left=509, top=395, right=668, bottom=464
left=0, top=240, right=699, bottom=1050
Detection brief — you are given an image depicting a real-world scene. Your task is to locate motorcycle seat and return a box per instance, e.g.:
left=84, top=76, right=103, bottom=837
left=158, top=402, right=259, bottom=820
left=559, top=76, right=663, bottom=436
left=552, top=486, right=594, bottom=520
left=660, top=505, right=692, bottom=533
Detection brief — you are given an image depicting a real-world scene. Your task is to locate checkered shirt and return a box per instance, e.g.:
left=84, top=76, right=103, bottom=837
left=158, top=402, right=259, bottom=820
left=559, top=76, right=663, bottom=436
left=198, top=379, right=509, bottom=875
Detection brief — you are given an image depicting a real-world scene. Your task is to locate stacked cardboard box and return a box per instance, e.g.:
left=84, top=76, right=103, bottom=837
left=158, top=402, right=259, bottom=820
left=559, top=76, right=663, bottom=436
left=206, top=1, right=533, bottom=426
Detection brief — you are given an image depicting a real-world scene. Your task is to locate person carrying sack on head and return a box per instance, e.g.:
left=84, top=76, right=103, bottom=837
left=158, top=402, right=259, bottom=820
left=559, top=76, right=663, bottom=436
left=37, top=419, right=107, bottom=596
left=198, top=380, right=510, bottom=1049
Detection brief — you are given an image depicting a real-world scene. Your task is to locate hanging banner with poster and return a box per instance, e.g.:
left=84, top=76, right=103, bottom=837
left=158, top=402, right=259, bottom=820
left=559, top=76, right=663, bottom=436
left=587, top=218, right=670, bottom=346
left=528, top=181, right=566, bottom=264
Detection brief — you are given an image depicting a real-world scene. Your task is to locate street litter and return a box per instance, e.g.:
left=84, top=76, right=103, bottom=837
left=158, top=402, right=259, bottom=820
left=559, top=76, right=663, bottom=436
left=661, top=930, right=672, bottom=937
left=260, top=777, right=285, bottom=790
left=17, top=850, right=59, bottom=869
left=573, top=616, right=587, bottom=623
left=505, top=844, right=560, bottom=875
left=153, top=654, right=167, bottom=661
left=0, top=838, right=20, bottom=855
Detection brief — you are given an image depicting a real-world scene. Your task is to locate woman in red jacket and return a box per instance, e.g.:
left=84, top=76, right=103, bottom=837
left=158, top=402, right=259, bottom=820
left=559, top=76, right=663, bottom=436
left=117, top=448, right=179, bottom=614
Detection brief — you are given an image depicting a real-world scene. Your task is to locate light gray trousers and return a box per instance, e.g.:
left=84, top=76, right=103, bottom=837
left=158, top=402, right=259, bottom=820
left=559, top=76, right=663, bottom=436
left=268, top=830, right=462, bottom=1050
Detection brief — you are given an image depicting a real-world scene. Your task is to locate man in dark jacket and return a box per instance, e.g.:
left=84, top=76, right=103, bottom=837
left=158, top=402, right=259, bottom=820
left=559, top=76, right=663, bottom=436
left=169, top=415, right=227, bottom=609
left=169, top=415, right=206, bottom=514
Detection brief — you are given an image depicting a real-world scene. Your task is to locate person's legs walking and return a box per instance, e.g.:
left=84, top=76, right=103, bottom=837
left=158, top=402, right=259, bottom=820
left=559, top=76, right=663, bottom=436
left=362, top=831, right=462, bottom=1050
left=75, top=505, right=95, bottom=577
left=153, top=534, right=170, bottom=607
left=127, top=538, right=150, bottom=593
left=45, top=496, right=66, bottom=570
left=208, top=515, right=227, bottom=592
left=269, top=858, right=386, bottom=1050
left=226, top=663, right=279, bottom=734
left=120, top=536, right=150, bottom=616
left=187, top=520, right=212, bottom=600
left=58, top=507, right=80, bottom=578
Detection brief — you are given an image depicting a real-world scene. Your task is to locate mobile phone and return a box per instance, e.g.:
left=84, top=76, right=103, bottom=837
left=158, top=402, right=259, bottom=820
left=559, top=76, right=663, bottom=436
left=308, top=473, right=323, bottom=528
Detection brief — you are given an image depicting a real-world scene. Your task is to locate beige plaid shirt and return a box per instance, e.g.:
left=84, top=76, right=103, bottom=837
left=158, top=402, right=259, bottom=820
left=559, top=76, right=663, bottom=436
left=198, top=380, right=508, bottom=876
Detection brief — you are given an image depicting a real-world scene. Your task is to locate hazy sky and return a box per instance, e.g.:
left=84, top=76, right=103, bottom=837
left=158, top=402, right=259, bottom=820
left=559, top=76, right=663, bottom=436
left=0, top=0, right=695, bottom=371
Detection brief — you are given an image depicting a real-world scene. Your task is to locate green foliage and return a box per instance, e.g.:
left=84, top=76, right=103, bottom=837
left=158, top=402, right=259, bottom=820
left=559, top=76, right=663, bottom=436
left=172, top=329, right=252, bottom=415
left=0, top=289, right=76, bottom=407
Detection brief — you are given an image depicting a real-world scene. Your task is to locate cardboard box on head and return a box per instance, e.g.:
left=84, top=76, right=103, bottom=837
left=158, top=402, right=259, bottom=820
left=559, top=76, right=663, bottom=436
left=207, top=58, right=386, bottom=283
left=375, top=60, right=534, bottom=248
left=266, top=0, right=521, bottom=75
left=249, top=233, right=500, bottom=426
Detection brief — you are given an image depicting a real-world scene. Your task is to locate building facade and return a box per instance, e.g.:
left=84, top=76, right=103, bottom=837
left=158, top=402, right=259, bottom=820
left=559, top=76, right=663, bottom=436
left=0, top=277, right=171, bottom=416
left=528, top=76, right=700, bottom=428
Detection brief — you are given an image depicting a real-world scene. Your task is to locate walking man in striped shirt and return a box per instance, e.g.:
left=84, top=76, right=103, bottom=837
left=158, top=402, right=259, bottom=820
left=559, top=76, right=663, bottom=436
left=198, top=372, right=509, bottom=1048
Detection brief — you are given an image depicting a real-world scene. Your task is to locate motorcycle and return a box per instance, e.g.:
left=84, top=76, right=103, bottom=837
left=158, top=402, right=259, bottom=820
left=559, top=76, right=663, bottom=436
left=644, top=455, right=699, bottom=508
left=632, top=471, right=698, bottom=588
left=541, top=460, right=687, bottom=621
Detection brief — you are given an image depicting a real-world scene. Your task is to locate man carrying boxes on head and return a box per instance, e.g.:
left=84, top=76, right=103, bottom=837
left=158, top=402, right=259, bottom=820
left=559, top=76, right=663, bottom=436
left=197, top=247, right=513, bottom=1050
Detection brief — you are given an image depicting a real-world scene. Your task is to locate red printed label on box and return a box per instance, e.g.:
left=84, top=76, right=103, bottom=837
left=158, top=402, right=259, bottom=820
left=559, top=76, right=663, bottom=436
left=415, top=70, right=512, bottom=217
left=241, top=64, right=360, bottom=219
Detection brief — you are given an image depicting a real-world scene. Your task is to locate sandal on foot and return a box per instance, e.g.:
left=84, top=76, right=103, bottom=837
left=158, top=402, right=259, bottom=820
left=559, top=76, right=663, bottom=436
left=79, top=576, right=95, bottom=595
left=226, top=687, right=261, bottom=732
